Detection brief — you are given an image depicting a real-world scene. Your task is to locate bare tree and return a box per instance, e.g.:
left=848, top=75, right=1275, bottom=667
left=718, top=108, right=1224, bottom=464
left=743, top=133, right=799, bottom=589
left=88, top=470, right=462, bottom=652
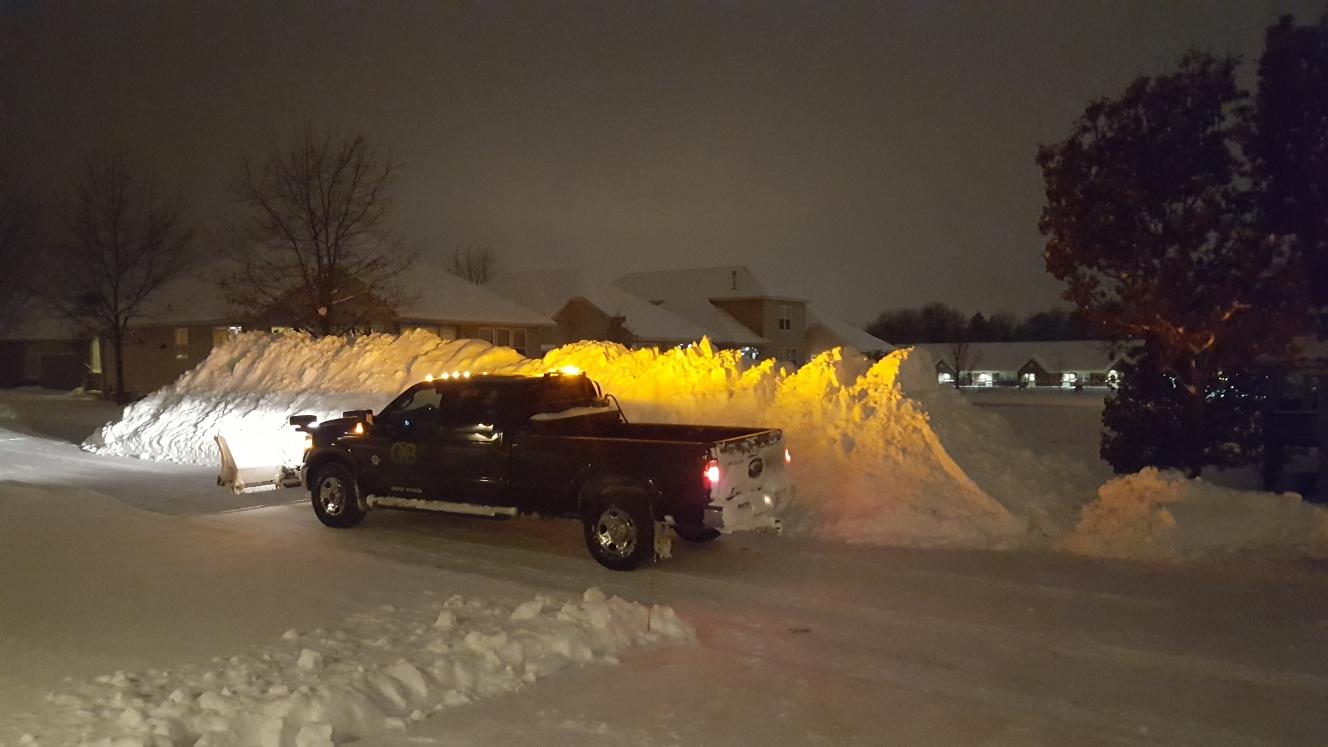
left=43, top=147, right=195, bottom=401
left=0, top=164, right=35, bottom=336
left=448, top=245, right=497, bottom=285
left=947, top=340, right=982, bottom=389
left=224, top=127, right=415, bottom=335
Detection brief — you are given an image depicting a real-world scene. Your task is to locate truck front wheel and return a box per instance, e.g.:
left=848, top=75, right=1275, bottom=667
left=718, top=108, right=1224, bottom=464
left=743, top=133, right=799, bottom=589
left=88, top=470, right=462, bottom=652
left=310, top=462, right=366, bottom=528
left=582, top=490, right=655, bottom=571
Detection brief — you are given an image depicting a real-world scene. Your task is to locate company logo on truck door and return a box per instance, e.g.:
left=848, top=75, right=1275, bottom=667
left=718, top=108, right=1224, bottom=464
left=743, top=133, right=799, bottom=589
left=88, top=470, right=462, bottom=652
left=390, top=442, right=418, bottom=465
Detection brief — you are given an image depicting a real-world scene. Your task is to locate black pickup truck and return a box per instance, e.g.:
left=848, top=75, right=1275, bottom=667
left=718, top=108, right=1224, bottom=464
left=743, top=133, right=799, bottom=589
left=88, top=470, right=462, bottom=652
left=288, top=371, right=792, bottom=570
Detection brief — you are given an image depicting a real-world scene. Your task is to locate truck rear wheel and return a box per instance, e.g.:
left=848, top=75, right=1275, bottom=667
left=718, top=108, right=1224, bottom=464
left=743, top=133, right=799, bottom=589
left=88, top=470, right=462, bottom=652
left=582, top=490, right=655, bottom=571
left=310, top=462, right=366, bottom=528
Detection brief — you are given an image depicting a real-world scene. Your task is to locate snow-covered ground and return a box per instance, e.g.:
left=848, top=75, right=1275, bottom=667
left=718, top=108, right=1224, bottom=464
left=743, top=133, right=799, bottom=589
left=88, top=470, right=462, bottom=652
left=4, top=389, right=1328, bottom=745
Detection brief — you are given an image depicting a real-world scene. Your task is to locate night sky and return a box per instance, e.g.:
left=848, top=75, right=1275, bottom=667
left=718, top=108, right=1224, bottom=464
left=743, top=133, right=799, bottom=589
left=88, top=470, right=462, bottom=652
left=2, top=1, right=1321, bottom=324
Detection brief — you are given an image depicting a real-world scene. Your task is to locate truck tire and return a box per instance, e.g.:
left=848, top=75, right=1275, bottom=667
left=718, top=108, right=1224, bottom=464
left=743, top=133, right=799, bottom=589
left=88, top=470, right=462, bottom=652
left=310, top=462, right=366, bottom=528
left=674, top=525, right=721, bottom=543
left=582, top=488, right=655, bottom=571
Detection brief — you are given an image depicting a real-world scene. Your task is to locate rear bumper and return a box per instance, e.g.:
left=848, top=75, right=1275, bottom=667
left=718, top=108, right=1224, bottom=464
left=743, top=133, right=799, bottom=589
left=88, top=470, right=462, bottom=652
left=702, top=484, right=793, bottom=533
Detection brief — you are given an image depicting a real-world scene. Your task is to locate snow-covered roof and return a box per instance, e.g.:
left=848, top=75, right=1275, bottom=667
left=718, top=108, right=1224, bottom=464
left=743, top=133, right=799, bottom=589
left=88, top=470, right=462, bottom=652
left=487, top=270, right=708, bottom=343
left=615, top=265, right=802, bottom=302
left=806, top=306, right=894, bottom=352
left=916, top=340, right=1127, bottom=373
left=612, top=267, right=769, bottom=346
left=399, top=265, right=555, bottom=327
left=0, top=314, right=86, bottom=341
left=132, top=273, right=235, bottom=326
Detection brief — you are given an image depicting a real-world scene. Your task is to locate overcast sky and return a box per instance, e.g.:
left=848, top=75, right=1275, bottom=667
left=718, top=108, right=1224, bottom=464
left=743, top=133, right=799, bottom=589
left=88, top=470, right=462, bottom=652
left=2, top=1, right=1322, bottom=324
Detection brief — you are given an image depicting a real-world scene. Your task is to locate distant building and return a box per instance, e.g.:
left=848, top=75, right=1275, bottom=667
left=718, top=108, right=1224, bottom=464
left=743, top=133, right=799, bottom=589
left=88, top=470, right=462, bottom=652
left=917, top=340, right=1127, bottom=388
left=6, top=266, right=557, bottom=397
left=393, top=264, right=557, bottom=357
left=486, top=270, right=712, bottom=350
left=613, top=265, right=891, bottom=363
left=0, top=317, right=97, bottom=390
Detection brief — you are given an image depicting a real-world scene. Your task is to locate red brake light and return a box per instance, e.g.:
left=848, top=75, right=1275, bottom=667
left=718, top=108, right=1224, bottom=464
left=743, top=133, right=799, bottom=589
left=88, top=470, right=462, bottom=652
left=785, top=448, right=792, bottom=464
left=704, top=460, right=720, bottom=486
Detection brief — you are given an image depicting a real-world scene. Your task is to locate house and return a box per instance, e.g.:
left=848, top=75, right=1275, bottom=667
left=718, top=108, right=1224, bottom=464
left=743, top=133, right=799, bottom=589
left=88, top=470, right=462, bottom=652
left=917, top=340, right=1126, bottom=388
left=393, top=264, right=557, bottom=356
left=613, top=265, right=891, bottom=363
left=805, top=305, right=895, bottom=359
left=486, top=270, right=710, bottom=350
left=87, top=265, right=558, bottom=397
left=0, top=316, right=98, bottom=390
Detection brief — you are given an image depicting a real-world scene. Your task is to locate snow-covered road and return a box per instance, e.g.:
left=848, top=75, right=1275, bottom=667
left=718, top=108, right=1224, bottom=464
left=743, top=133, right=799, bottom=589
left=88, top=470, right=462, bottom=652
left=3, top=391, right=1328, bottom=745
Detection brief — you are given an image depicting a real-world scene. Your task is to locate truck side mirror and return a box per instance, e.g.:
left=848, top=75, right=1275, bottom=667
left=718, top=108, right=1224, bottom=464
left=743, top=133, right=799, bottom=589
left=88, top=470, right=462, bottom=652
left=289, top=414, right=317, bottom=429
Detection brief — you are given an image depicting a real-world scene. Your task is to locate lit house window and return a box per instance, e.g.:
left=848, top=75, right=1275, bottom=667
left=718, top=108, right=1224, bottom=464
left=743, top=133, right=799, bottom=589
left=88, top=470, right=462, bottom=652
left=1061, top=372, right=1079, bottom=388
left=938, top=371, right=954, bottom=385
left=1022, top=372, right=1036, bottom=387
left=174, top=328, right=189, bottom=360
left=778, top=305, right=792, bottom=331
left=975, top=372, right=994, bottom=387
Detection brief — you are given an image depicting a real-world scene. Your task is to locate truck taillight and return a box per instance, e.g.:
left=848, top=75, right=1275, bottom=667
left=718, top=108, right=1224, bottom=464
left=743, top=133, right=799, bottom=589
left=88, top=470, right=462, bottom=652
left=704, top=459, right=720, bottom=486
left=785, top=448, right=792, bottom=464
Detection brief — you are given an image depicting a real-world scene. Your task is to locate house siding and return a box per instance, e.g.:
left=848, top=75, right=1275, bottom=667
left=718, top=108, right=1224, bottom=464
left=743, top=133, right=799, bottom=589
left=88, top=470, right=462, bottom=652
left=103, top=324, right=220, bottom=396
left=713, top=298, right=806, bottom=362
left=551, top=299, right=633, bottom=347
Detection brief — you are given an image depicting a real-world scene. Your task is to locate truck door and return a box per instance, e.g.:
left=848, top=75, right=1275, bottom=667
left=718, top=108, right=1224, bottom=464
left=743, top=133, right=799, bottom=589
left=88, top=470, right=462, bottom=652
left=425, top=382, right=511, bottom=507
left=359, top=384, right=442, bottom=499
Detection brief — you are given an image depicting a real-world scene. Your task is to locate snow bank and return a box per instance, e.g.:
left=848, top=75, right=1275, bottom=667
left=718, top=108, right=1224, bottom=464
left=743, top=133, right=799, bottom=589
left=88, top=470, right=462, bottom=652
left=22, top=588, right=691, bottom=746
left=86, top=331, right=1044, bottom=548
left=85, top=331, right=1328, bottom=558
left=1056, top=468, right=1328, bottom=561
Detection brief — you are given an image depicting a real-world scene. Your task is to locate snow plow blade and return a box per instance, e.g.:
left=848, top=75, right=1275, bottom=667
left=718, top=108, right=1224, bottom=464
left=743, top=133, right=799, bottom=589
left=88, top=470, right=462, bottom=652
left=215, top=434, right=301, bottom=495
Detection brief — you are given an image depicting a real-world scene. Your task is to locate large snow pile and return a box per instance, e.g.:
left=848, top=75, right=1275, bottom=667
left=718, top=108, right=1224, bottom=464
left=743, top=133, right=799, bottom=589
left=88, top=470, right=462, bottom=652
left=1056, top=468, right=1328, bottom=561
left=86, top=330, right=1328, bottom=558
left=19, top=588, right=691, bottom=746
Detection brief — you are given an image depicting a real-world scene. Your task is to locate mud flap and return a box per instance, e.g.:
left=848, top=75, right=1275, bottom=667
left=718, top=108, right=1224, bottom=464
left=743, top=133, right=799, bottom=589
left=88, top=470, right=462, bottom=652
left=215, top=435, right=301, bottom=495
left=653, top=521, right=673, bottom=561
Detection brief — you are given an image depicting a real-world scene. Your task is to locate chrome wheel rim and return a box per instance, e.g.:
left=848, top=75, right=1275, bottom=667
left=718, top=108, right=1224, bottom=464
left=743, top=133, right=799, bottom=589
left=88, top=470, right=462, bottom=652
left=594, top=508, right=637, bottom=558
left=319, top=476, right=346, bottom=516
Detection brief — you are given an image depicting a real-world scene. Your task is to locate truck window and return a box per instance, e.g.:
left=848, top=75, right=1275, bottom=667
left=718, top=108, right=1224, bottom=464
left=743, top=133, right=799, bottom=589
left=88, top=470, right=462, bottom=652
left=380, top=386, right=444, bottom=429
left=535, top=377, right=595, bottom=415
left=441, top=382, right=503, bottom=424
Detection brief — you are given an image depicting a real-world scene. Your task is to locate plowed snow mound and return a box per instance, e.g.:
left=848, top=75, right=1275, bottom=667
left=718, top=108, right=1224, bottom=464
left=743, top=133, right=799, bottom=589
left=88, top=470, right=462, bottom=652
left=85, top=331, right=1328, bottom=557
left=1056, top=468, right=1328, bottom=561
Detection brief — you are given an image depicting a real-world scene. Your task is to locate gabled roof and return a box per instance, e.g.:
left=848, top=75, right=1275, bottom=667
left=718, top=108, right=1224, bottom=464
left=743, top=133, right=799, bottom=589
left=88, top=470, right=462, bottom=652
left=399, top=265, right=555, bottom=327
left=615, top=265, right=802, bottom=302
left=487, top=270, right=707, bottom=343
left=0, top=314, right=86, bottom=341
left=132, top=272, right=234, bottom=326
left=127, top=264, right=555, bottom=329
left=916, top=340, right=1126, bottom=373
left=612, top=266, right=771, bottom=346
left=806, top=305, right=893, bottom=352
